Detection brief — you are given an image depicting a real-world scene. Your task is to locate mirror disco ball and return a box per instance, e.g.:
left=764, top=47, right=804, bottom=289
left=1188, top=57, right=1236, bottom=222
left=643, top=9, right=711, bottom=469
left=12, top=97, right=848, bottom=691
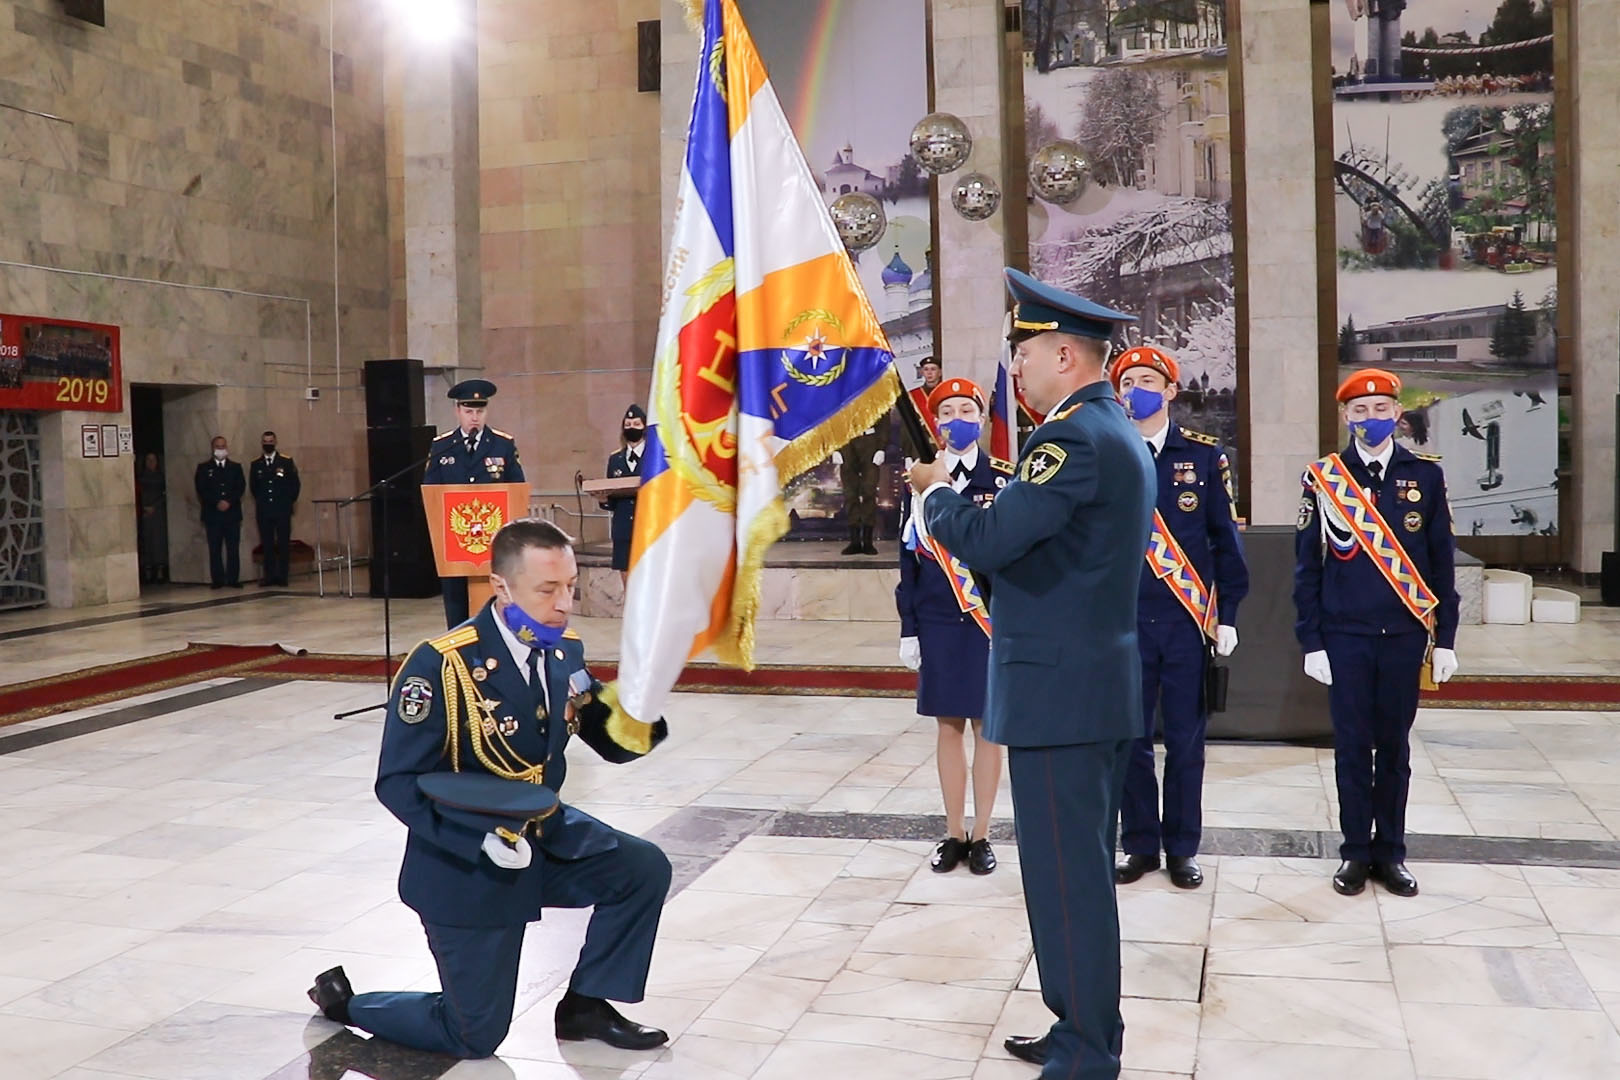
left=830, top=192, right=887, bottom=252
left=951, top=172, right=1001, bottom=221
left=909, top=112, right=973, bottom=175
left=1028, top=139, right=1091, bottom=205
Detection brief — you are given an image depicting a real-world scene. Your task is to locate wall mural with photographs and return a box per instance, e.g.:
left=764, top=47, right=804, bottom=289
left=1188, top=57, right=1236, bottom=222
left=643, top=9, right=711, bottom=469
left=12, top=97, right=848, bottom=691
left=737, top=0, right=932, bottom=543
left=1331, top=0, right=1558, bottom=537
left=1020, top=0, right=1239, bottom=456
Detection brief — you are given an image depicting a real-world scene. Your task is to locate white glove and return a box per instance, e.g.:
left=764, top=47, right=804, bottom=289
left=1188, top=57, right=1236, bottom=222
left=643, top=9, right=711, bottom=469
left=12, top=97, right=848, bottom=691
left=898, top=636, right=921, bottom=671
left=1303, top=650, right=1333, bottom=686
left=872, top=450, right=886, bottom=466
left=1215, top=625, right=1238, bottom=657
left=1431, top=647, right=1458, bottom=684
left=481, top=832, right=532, bottom=870
left=831, top=451, right=844, bottom=466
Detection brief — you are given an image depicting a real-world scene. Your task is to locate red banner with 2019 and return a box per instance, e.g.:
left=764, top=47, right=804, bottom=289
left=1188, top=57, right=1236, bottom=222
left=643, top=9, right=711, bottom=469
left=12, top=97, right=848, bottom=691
left=0, top=313, right=122, bottom=413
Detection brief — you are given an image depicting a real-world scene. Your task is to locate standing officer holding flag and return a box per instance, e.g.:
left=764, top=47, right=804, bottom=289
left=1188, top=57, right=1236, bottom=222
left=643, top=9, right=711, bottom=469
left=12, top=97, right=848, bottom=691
left=1113, top=345, right=1248, bottom=891
left=1295, top=368, right=1460, bottom=899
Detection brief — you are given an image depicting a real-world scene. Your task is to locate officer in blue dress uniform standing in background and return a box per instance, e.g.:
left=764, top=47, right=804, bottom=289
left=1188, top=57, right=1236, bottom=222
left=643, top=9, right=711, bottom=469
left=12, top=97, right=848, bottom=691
left=601, top=404, right=647, bottom=587
left=424, top=379, right=526, bottom=628
left=1295, top=368, right=1460, bottom=899
left=910, top=269, right=1154, bottom=1078
left=307, top=519, right=672, bottom=1057
left=896, top=376, right=1010, bottom=877
left=1113, top=346, right=1247, bottom=891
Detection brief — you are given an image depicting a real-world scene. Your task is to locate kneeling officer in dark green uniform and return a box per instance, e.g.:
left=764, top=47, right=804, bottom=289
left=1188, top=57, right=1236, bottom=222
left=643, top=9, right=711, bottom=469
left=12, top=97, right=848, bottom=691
left=307, top=518, right=672, bottom=1058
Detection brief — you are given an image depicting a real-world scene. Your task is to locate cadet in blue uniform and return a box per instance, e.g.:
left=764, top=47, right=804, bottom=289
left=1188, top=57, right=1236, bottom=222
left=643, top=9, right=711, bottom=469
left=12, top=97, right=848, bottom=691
left=1113, top=346, right=1248, bottom=891
left=896, top=377, right=1011, bottom=877
left=306, top=519, right=672, bottom=1057
left=601, top=404, right=646, bottom=585
left=195, top=435, right=246, bottom=588
left=249, top=430, right=301, bottom=586
left=424, top=379, right=527, bottom=628
left=910, top=269, right=1154, bottom=1078
left=1295, top=368, right=1460, bottom=899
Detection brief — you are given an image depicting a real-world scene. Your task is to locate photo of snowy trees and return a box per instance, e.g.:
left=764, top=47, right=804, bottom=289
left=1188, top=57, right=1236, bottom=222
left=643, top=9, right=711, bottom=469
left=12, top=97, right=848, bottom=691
left=1020, top=0, right=1238, bottom=453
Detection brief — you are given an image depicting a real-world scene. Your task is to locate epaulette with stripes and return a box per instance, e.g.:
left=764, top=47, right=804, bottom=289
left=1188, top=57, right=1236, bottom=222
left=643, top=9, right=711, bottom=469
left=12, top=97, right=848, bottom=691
left=428, top=626, right=479, bottom=654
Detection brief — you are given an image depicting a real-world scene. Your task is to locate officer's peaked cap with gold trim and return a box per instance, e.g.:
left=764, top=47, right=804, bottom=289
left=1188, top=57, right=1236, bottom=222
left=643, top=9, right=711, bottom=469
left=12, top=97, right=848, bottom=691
left=417, top=772, right=558, bottom=833
left=448, top=378, right=498, bottom=406
left=1005, top=267, right=1137, bottom=344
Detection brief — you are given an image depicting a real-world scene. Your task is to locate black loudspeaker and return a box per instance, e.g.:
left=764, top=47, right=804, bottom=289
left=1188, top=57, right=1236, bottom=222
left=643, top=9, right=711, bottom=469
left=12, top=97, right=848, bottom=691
left=62, top=0, right=105, bottom=26
left=1602, top=552, right=1620, bottom=608
left=364, top=358, right=426, bottom=430
left=367, top=425, right=439, bottom=598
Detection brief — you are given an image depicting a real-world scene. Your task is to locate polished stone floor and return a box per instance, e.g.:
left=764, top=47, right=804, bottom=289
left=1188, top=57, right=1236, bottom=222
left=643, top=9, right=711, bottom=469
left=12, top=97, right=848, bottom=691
left=2, top=586, right=1620, bottom=1078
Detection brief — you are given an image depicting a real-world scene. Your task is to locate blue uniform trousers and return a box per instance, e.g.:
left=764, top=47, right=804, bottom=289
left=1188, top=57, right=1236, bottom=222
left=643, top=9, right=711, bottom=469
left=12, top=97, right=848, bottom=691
left=1323, top=630, right=1427, bottom=864
left=440, top=578, right=470, bottom=628
left=1120, top=617, right=1207, bottom=859
left=1009, top=740, right=1130, bottom=1080
left=347, top=831, right=671, bottom=1059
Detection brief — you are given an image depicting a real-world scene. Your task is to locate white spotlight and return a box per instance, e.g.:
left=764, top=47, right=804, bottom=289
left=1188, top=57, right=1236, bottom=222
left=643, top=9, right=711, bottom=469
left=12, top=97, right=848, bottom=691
left=397, top=0, right=460, bottom=43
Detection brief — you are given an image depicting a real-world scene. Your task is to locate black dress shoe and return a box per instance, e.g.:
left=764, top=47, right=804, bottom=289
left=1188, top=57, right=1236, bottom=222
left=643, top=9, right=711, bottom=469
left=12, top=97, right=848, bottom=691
left=1115, top=853, right=1160, bottom=884
left=930, top=837, right=969, bottom=873
left=307, top=965, right=354, bottom=1024
left=554, top=991, right=667, bottom=1051
left=1167, top=855, right=1204, bottom=889
left=967, top=838, right=997, bottom=876
left=1004, top=1033, right=1049, bottom=1065
left=1373, top=861, right=1419, bottom=897
left=1333, top=859, right=1371, bottom=896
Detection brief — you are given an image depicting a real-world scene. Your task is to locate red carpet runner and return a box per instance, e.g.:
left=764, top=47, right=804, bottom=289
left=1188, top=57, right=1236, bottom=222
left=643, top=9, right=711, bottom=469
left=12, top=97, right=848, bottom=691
left=3, top=647, right=1618, bottom=728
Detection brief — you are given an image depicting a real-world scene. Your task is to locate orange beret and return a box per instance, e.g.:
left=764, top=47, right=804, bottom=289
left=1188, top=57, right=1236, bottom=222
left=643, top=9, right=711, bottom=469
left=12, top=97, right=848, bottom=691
left=1336, top=368, right=1402, bottom=403
left=1108, top=345, right=1180, bottom=390
left=927, top=377, right=985, bottom=414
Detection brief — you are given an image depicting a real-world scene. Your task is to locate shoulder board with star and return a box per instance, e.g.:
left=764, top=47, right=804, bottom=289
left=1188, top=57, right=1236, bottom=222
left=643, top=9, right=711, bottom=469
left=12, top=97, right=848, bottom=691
left=428, top=626, right=479, bottom=654
left=990, top=456, right=1015, bottom=475
left=487, top=427, right=516, bottom=440
left=431, top=429, right=459, bottom=442
left=1413, top=451, right=1443, bottom=463
left=1179, top=427, right=1218, bottom=447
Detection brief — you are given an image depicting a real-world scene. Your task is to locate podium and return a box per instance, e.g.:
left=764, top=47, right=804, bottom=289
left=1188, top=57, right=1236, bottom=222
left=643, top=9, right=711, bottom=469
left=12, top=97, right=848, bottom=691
left=422, top=483, right=530, bottom=611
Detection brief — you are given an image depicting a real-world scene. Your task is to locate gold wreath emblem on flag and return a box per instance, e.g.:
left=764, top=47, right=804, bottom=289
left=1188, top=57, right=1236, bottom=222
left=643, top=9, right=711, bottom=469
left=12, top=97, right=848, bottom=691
left=449, top=499, right=504, bottom=555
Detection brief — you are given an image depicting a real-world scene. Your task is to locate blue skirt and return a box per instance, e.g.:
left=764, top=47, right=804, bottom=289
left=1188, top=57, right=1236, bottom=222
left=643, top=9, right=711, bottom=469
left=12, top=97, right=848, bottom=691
left=916, top=616, right=989, bottom=719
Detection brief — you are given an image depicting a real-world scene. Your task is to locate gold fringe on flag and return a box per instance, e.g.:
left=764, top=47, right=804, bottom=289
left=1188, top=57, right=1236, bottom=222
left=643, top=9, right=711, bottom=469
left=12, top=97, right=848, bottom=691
left=712, top=368, right=902, bottom=672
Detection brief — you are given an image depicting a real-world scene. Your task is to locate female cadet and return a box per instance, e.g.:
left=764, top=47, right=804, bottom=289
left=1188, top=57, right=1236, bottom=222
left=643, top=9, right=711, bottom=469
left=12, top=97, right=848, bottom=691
left=896, top=377, right=1011, bottom=875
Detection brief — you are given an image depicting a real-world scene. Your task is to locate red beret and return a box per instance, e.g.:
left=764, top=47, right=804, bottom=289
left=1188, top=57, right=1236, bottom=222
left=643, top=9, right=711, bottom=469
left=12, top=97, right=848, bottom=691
left=928, top=377, right=985, bottom=414
left=1336, top=368, right=1402, bottom=403
left=1108, top=345, right=1180, bottom=390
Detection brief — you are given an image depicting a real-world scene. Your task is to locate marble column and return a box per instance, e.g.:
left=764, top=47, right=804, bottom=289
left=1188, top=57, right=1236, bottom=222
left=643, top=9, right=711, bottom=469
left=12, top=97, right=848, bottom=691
left=931, top=0, right=1008, bottom=395
left=401, top=0, right=481, bottom=371
left=1572, top=0, right=1620, bottom=573
left=1236, top=0, right=1321, bottom=526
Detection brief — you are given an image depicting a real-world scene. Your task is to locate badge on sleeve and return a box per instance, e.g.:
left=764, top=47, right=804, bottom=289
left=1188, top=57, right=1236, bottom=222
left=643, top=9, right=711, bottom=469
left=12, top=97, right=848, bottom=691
left=398, top=676, right=434, bottom=723
left=1020, top=443, right=1068, bottom=485
left=1296, top=493, right=1315, bottom=531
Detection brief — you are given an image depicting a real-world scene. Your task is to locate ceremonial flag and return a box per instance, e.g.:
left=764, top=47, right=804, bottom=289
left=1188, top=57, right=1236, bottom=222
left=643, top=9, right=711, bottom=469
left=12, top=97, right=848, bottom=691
left=614, top=0, right=899, bottom=725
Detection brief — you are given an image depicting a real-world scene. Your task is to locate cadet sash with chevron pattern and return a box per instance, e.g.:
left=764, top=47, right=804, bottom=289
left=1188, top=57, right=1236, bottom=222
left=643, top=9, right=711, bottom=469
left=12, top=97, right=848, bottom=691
left=1306, top=453, right=1439, bottom=633
left=1145, top=511, right=1220, bottom=640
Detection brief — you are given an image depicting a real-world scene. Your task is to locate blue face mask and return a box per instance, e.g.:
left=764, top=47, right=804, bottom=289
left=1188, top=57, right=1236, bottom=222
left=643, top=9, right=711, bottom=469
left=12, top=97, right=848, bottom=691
left=500, top=597, right=566, bottom=649
left=1350, top=416, right=1398, bottom=448
left=939, top=418, right=982, bottom=452
left=1121, top=386, right=1165, bottom=421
